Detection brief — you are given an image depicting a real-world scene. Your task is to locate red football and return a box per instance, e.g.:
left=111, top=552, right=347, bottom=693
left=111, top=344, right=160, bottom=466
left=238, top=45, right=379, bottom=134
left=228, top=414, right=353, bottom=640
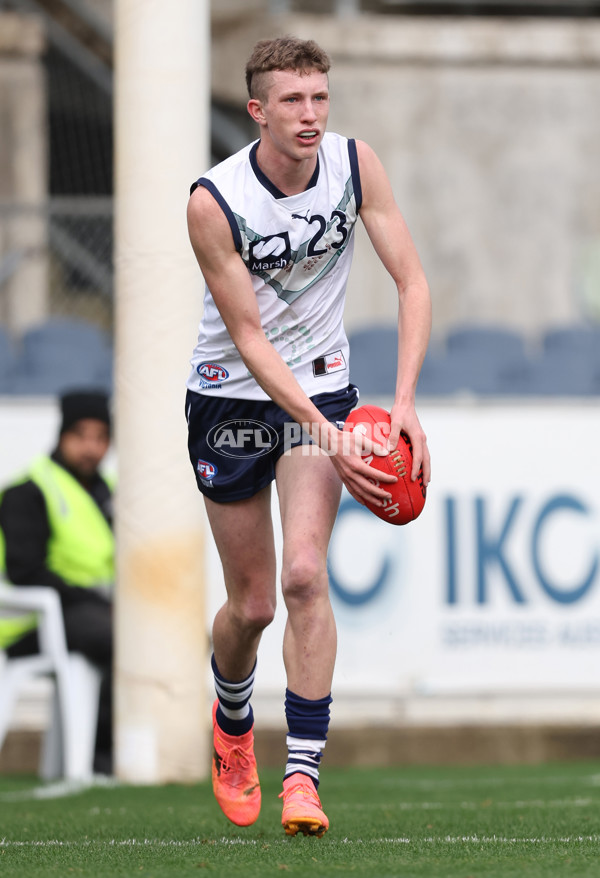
left=343, top=404, right=426, bottom=525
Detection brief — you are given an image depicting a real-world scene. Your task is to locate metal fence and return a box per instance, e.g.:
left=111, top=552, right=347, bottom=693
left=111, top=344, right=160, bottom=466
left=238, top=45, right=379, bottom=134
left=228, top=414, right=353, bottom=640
left=0, top=200, right=113, bottom=327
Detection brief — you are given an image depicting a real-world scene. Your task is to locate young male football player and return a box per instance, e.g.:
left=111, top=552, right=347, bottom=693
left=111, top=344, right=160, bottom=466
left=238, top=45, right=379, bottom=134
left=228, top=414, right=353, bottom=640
left=186, top=36, right=431, bottom=836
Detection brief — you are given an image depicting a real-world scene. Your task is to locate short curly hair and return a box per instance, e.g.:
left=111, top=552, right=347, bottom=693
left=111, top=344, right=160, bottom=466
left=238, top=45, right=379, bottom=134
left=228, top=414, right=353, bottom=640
left=245, top=36, right=331, bottom=103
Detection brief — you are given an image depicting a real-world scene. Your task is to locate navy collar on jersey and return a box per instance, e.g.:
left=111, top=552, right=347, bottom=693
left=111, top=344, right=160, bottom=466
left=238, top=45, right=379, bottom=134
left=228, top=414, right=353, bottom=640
left=249, top=141, right=320, bottom=199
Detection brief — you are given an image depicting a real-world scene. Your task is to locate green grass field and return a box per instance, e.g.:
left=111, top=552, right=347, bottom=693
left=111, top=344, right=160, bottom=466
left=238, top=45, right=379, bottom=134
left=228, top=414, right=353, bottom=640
left=2, top=762, right=600, bottom=877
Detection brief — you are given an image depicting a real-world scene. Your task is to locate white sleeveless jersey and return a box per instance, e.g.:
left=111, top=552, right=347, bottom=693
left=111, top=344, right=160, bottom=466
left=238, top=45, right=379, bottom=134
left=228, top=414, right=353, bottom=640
left=187, top=132, right=362, bottom=400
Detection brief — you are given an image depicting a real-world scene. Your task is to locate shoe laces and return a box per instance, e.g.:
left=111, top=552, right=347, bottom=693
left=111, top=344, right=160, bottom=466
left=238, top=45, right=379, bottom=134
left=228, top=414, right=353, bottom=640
left=217, top=740, right=254, bottom=775
left=279, top=778, right=321, bottom=806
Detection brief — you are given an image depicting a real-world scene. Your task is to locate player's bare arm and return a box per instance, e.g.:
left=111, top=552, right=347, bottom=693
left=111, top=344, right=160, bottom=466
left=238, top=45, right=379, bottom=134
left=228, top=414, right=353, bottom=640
left=187, top=186, right=395, bottom=508
left=356, top=139, right=432, bottom=486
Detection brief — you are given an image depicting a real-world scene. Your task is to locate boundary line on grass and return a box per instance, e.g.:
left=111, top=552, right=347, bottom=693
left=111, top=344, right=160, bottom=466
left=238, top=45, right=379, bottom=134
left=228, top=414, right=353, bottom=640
left=2, top=835, right=600, bottom=848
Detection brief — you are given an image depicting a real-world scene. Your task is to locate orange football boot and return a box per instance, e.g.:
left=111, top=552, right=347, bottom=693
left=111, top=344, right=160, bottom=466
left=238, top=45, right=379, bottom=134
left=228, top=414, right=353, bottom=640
left=279, top=772, right=329, bottom=837
left=212, top=700, right=261, bottom=826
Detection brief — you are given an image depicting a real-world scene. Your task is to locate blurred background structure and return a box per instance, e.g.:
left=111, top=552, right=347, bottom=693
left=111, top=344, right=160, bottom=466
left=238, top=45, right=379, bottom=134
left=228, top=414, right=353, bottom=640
left=2, top=0, right=600, bottom=777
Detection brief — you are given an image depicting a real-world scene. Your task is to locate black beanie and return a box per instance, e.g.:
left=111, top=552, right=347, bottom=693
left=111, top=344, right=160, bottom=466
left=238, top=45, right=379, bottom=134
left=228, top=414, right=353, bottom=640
left=60, top=390, right=111, bottom=435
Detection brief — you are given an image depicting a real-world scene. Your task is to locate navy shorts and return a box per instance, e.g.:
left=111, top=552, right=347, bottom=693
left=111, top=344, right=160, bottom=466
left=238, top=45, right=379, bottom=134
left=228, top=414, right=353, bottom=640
left=185, top=384, right=359, bottom=503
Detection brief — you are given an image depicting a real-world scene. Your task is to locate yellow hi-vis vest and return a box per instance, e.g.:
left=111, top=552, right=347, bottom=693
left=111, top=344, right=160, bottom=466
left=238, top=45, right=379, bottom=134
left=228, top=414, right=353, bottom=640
left=0, top=455, right=115, bottom=649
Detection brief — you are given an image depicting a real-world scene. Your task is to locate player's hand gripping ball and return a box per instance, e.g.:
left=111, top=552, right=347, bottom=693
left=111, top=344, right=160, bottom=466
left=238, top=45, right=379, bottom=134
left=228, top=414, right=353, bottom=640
left=343, top=404, right=426, bottom=525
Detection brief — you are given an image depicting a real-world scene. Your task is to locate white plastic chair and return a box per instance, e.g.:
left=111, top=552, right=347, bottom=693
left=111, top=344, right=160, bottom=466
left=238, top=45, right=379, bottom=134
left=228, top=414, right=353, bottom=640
left=0, top=582, right=102, bottom=781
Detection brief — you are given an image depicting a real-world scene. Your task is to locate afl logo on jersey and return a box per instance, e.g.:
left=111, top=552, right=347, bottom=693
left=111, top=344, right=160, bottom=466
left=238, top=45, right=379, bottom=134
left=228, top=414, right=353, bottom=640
left=197, top=459, right=218, bottom=480
left=197, top=362, right=229, bottom=390
left=249, top=233, right=291, bottom=273
left=208, top=419, right=279, bottom=459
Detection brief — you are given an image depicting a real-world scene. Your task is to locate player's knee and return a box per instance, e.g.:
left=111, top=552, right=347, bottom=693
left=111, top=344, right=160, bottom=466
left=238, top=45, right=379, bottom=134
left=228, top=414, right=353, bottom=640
left=281, top=555, right=326, bottom=607
left=232, top=595, right=276, bottom=634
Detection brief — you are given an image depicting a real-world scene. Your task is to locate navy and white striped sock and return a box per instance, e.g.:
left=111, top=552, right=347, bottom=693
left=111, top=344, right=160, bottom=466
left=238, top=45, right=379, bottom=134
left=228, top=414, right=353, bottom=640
left=212, top=654, right=256, bottom=737
left=284, top=688, right=332, bottom=788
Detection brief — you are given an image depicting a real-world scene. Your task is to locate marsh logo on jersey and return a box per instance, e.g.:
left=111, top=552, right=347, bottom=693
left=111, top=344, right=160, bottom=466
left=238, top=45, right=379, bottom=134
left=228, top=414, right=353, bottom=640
left=249, top=233, right=291, bottom=273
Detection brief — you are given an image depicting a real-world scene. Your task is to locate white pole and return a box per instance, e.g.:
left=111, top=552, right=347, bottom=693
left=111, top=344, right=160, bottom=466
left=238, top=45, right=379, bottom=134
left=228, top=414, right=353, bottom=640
left=114, top=0, right=209, bottom=783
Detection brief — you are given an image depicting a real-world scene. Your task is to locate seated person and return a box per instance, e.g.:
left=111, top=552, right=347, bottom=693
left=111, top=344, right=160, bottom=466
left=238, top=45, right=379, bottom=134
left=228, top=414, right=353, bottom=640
left=0, top=389, right=114, bottom=774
